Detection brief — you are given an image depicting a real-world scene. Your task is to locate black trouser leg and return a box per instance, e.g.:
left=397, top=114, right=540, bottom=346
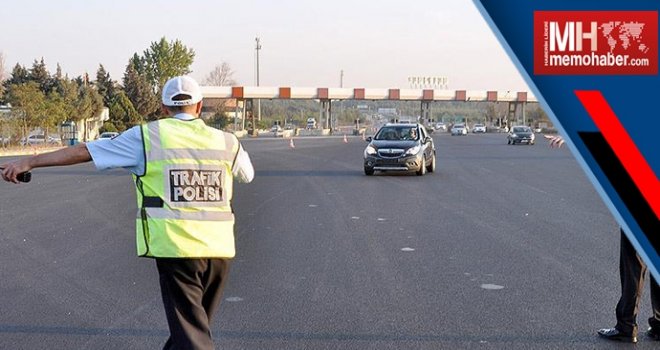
left=649, top=275, right=660, bottom=330
left=615, top=230, right=646, bottom=335
left=156, top=258, right=230, bottom=350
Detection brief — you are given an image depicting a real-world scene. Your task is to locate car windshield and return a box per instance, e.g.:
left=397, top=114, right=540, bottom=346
left=513, top=127, right=531, bottom=133
left=453, top=125, right=464, bottom=129
left=475, top=124, right=484, bottom=127
left=375, top=126, right=418, bottom=141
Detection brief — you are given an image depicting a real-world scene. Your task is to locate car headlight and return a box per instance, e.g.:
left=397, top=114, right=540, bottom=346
left=512, top=133, right=518, bottom=138
left=404, top=145, right=421, bottom=155
left=364, top=145, right=377, bottom=156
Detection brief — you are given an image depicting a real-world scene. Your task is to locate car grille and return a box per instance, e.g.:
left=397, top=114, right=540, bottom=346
left=377, top=148, right=405, bottom=158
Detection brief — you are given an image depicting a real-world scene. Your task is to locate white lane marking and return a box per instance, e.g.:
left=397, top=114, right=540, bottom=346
left=226, top=297, right=244, bottom=302
left=308, top=204, right=318, bottom=207
left=351, top=216, right=360, bottom=220
left=480, top=284, right=504, bottom=290
left=401, top=247, right=415, bottom=252
left=377, top=218, right=386, bottom=221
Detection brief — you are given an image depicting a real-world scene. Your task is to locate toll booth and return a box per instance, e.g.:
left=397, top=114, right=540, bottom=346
left=61, top=121, right=78, bottom=146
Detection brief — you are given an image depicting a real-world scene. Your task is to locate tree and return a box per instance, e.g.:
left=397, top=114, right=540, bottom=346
left=107, top=90, right=141, bottom=131
left=7, top=63, right=30, bottom=85
left=72, top=79, right=104, bottom=141
left=129, top=53, right=146, bottom=75
left=43, top=90, right=68, bottom=138
left=143, top=37, right=195, bottom=92
left=55, top=76, right=80, bottom=121
left=123, top=61, right=159, bottom=119
left=2, top=63, right=30, bottom=103
left=7, top=82, right=47, bottom=139
left=204, top=62, right=237, bottom=86
left=29, top=58, right=51, bottom=93
left=95, top=64, right=116, bottom=107
left=0, top=52, right=5, bottom=100
left=203, top=62, right=238, bottom=125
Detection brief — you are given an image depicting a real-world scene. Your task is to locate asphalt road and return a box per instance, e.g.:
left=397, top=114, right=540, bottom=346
left=0, top=133, right=654, bottom=349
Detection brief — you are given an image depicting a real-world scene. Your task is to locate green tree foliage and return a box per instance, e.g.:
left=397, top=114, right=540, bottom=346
left=95, top=64, right=116, bottom=107
left=123, top=61, right=159, bottom=119
left=7, top=63, right=30, bottom=84
left=72, top=79, right=104, bottom=141
left=129, top=53, right=146, bottom=75
left=42, top=91, right=68, bottom=138
left=54, top=76, right=80, bottom=120
left=7, top=82, right=47, bottom=138
left=2, top=64, right=29, bottom=103
left=0, top=52, right=6, bottom=101
left=100, top=121, right=118, bottom=133
left=107, top=90, right=142, bottom=131
left=29, top=58, right=51, bottom=93
left=143, top=37, right=195, bottom=92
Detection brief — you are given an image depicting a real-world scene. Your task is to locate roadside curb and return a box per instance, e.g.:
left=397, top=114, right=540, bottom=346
left=0, top=146, right=66, bottom=157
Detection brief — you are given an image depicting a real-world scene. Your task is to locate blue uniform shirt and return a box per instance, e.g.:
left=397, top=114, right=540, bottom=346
left=86, top=114, right=255, bottom=182
left=87, top=114, right=196, bottom=175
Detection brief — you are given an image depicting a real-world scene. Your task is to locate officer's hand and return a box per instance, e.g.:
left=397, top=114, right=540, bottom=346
left=1, top=159, right=32, bottom=184
left=543, top=134, right=565, bottom=148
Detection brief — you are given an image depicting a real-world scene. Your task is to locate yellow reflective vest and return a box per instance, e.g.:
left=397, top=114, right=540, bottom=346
left=134, top=117, right=239, bottom=258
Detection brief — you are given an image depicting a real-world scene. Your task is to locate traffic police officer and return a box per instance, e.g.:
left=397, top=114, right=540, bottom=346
left=1, top=76, right=254, bottom=349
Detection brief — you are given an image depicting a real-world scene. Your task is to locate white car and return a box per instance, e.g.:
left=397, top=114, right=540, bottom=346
left=98, top=132, right=119, bottom=139
left=450, top=124, right=468, bottom=136
left=270, top=125, right=284, bottom=137
left=434, top=122, right=447, bottom=131
left=472, top=124, right=486, bottom=133
left=20, top=134, right=62, bottom=146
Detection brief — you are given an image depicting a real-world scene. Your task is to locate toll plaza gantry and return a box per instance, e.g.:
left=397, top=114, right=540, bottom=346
left=200, top=86, right=538, bottom=134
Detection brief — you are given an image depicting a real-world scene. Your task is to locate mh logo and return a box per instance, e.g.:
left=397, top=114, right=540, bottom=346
left=549, top=21, right=598, bottom=52
left=534, top=11, right=658, bottom=75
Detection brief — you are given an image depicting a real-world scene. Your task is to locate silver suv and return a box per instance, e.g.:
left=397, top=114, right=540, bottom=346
left=363, top=123, right=436, bottom=176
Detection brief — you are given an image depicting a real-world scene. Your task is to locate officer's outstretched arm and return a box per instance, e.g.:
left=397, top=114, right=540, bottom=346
left=1, top=143, right=92, bottom=184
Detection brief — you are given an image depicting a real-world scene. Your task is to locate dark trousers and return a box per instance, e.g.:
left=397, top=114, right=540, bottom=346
left=615, top=230, right=660, bottom=335
left=156, top=258, right=230, bottom=350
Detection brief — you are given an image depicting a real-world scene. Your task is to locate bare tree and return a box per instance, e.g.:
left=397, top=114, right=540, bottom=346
left=0, top=51, right=5, bottom=82
left=204, top=62, right=237, bottom=86
left=0, top=52, right=6, bottom=98
left=203, top=63, right=238, bottom=128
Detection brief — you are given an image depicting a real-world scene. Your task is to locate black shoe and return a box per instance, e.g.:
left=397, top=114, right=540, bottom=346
left=597, top=328, right=637, bottom=343
left=648, top=327, right=660, bottom=341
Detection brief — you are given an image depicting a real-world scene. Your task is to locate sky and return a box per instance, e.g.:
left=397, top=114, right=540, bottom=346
left=0, top=0, right=529, bottom=91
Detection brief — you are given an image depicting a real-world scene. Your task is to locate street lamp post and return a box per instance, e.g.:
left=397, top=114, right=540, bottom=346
left=255, top=37, right=262, bottom=122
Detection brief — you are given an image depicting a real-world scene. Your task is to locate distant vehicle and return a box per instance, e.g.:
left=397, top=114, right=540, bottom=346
left=270, top=125, right=284, bottom=137
left=450, top=124, right=468, bottom=136
left=434, top=122, right=447, bottom=131
left=507, top=126, right=536, bottom=145
left=306, top=118, right=317, bottom=129
left=98, top=132, right=119, bottom=139
left=20, top=134, right=61, bottom=146
left=363, top=123, right=435, bottom=176
left=472, top=124, right=486, bottom=133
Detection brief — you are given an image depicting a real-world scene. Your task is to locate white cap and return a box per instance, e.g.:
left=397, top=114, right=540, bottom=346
left=161, top=76, right=203, bottom=106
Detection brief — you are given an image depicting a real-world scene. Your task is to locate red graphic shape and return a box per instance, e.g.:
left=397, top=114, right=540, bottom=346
left=575, top=90, right=660, bottom=220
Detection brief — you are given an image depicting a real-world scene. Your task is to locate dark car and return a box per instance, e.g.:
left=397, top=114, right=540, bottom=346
left=363, top=123, right=436, bottom=176
left=507, top=126, right=536, bottom=145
